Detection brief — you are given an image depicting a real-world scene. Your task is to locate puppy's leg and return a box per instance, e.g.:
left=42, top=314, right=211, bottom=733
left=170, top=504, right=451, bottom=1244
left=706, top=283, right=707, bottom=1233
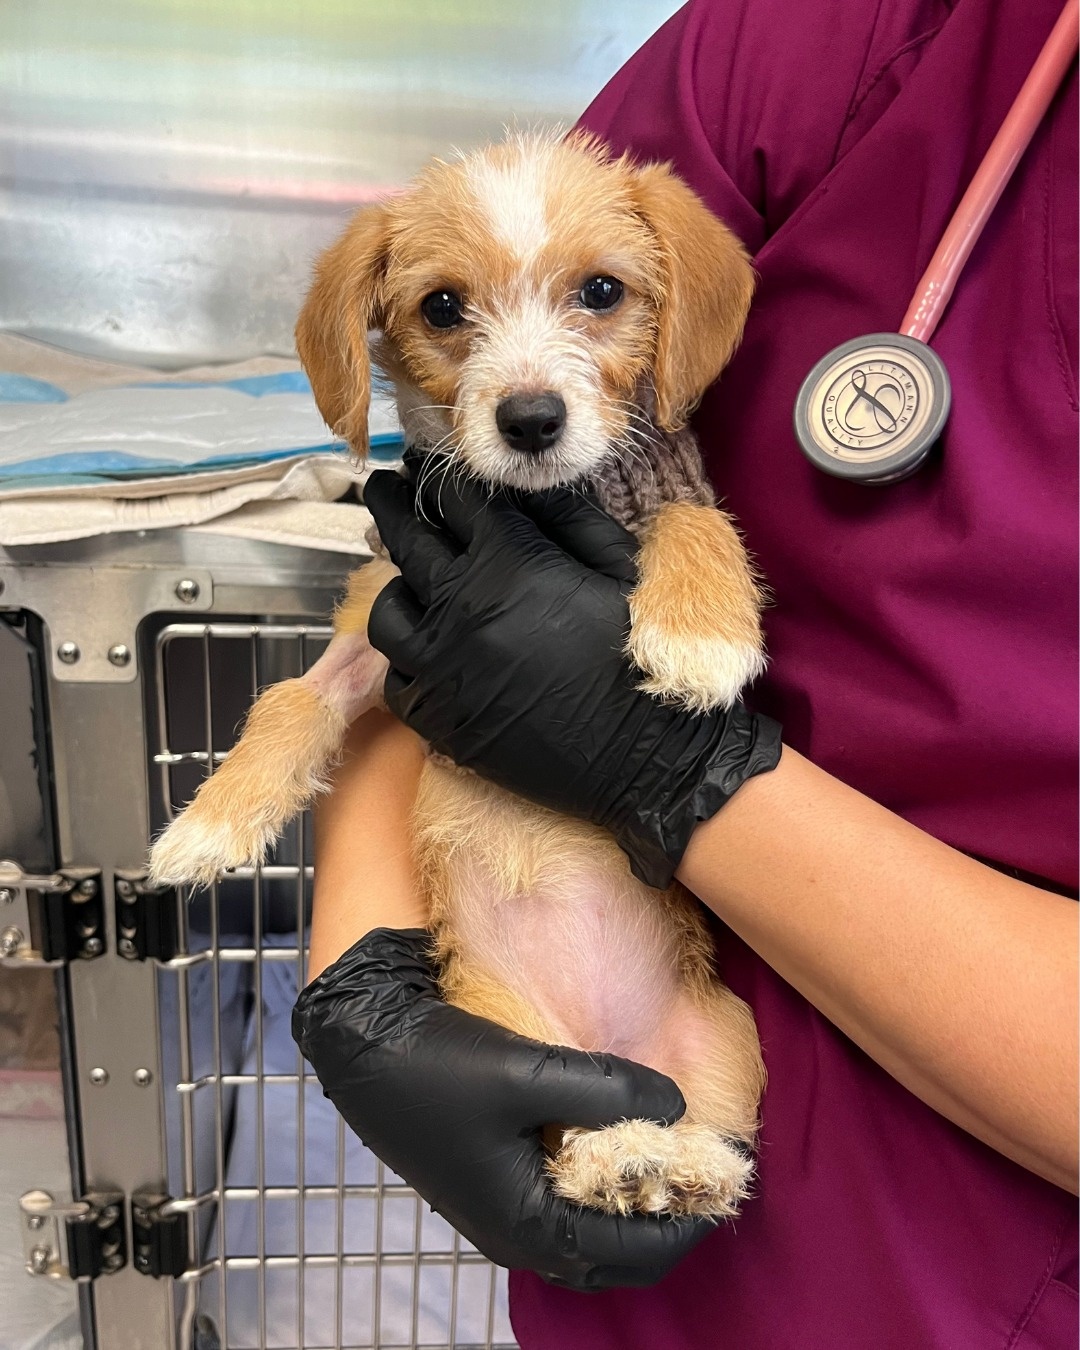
left=627, top=500, right=766, bottom=711
left=148, top=560, right=396, bottom=887
left=547, top=980, right=764, bottom=1219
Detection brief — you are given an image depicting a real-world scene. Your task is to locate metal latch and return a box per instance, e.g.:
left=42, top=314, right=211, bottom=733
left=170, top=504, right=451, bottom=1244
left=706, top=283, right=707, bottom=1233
left=20, top=1189, right=126, bottom=1280
left=131, top=1192, right=193, bottom=1279
left=0, top=863, right=105, bottom=962
left=115, top=872, right=182, bottom=962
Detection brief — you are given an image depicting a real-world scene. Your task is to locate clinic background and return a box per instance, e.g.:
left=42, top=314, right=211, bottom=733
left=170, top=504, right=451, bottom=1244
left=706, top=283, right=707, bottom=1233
left=0, top=9, right=681, bottom=1346
left=1, top=0, right=682, bottom=367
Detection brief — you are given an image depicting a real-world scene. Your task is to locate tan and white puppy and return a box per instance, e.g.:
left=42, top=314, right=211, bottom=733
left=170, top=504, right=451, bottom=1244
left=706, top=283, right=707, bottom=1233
left=150, top=131, right=767, bottom=1219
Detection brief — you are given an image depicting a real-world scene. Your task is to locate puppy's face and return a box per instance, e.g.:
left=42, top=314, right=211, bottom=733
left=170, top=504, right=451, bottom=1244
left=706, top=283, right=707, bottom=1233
left=297, top=133, right=754, bottom=491
left=378, top=140, right=665, bottom=491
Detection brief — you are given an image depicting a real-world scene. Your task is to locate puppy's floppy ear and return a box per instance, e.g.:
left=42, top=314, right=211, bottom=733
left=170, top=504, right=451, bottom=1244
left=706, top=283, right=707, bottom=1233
left=296, top=204, right=391, bottom=457
left=629, top=162, right=755, bottom=432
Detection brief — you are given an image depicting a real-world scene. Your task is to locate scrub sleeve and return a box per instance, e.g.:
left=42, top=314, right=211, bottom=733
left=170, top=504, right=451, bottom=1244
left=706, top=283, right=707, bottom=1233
left=509, top=0, right=1079, bottom=1346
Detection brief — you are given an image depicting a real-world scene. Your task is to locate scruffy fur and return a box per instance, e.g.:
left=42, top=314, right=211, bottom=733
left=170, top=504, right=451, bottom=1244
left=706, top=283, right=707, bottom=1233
left=150, top=131, right=767, bottom=1219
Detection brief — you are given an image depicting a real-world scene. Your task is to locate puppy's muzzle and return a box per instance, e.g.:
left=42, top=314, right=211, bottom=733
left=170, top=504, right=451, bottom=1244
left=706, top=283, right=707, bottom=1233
left=495, top=392, right=566, bottom=455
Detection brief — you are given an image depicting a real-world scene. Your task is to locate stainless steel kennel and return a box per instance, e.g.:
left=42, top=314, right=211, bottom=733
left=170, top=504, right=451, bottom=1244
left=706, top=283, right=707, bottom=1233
left=0, top=530, right=517, bottom=1350
left=1, top=5, right=685, bottom=1342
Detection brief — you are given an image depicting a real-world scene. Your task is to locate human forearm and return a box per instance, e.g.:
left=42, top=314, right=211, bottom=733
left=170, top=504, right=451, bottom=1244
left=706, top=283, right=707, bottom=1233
left=308, top=709, right=428, bottom=982
left=678, top=747, right=1080, bottom=1192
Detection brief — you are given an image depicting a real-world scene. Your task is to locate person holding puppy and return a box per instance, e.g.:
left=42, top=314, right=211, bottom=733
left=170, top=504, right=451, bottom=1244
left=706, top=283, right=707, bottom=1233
left=294, top=0, right=1078, bottom=1345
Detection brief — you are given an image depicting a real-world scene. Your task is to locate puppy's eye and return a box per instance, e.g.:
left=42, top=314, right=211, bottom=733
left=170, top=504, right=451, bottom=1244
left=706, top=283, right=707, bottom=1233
left=578, top=275, right=623, bottom=311
left=421, top=290, right=465, bottom=329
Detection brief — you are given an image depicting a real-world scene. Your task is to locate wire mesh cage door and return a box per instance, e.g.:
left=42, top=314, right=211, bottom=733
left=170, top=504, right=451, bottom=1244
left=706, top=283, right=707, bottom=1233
left=149, top=617, right=518, bottom=1350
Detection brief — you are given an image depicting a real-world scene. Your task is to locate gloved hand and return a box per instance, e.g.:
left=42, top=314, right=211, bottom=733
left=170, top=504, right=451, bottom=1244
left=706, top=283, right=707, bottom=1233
left=364, top=465, right=781, bottom=888
left=292, top=927, right=713, bottom=1288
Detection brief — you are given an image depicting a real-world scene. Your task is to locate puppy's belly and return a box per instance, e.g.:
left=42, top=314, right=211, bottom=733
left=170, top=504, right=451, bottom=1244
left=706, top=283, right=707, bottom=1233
left=459, top=861, right=688, bottom=1060
left=418, top=763, right=688, bottom=1064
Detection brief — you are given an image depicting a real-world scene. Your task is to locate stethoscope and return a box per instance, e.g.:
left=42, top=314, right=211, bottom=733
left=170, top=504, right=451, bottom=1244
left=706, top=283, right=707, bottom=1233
left=795, top=0, right=1079, bottom=484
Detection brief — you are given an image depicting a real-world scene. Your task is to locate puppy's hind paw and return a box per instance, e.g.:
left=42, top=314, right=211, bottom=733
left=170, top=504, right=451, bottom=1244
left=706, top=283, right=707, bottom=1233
left=548, top=1119, right=753, bottom=1219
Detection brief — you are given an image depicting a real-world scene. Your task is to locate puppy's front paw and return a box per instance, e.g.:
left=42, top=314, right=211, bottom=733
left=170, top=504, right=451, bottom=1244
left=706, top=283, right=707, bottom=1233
left=628, top=622, right=765, bottom=712
left=148, top=677, right=350, bottom=889
left=148, top=802, right=275, bottom=890
left=628, top=500, right=766, bottom=712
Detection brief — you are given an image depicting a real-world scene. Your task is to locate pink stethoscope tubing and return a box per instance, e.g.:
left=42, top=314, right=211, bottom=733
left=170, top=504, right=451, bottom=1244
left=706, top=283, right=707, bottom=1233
left=903, top=0, right=1079, bottom=343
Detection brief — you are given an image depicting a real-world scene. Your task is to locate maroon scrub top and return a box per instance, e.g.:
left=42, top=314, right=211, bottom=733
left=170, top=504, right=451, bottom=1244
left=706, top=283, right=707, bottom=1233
left=510, top=0, right=1079, bottom=1346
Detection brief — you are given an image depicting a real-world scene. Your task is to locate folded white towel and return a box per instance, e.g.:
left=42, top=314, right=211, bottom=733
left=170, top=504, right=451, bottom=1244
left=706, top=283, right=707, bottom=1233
left=0, top=334, right=399, bottom=551
left=0, top=454, right=371, bottom=547
left=192, top=498, right=374, bottom=556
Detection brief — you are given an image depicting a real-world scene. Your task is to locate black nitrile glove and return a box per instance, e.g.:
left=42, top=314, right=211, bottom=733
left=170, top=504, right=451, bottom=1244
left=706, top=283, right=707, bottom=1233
left=292, top=927, right=712, bottom=1289
left=364, top=465, right=781, bottom=889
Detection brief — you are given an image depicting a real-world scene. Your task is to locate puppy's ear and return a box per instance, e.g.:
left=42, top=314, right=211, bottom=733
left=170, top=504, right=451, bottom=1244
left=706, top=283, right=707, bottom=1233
left=296, top=204, right=391, bottom=456
left=629, top=163, right=755, bottom=432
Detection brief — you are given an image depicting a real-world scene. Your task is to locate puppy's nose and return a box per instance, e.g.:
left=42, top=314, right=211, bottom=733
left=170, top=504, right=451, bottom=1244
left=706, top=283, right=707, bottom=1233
left=495, top=393, right=566, bottom=455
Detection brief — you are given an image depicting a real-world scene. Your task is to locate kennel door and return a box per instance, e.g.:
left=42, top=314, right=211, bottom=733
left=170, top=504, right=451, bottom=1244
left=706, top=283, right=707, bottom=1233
left=2, top=534, right=519, bottom=1350
left=149, top=612, right=519, bottom=1350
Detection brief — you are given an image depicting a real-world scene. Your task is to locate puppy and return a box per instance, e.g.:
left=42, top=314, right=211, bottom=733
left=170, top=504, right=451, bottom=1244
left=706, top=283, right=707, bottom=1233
left=150, top=131, right=767, bottom=1218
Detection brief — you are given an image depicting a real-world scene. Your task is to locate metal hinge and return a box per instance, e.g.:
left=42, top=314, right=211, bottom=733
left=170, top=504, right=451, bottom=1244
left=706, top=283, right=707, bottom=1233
left=0, top=863, right=106, bottom=963
left=114, top=871, right=182, bottom=962
left=20, top=1189, right=126, bottom=1280
left=131, top=1192, right=193, bottom=1278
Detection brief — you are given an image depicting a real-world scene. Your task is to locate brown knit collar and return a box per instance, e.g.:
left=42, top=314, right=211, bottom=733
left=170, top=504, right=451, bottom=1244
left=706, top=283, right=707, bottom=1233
left=587, top=403, right=714, bottom=532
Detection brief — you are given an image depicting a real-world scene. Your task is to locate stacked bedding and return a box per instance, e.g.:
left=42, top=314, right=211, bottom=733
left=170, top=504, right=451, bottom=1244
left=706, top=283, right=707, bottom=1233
left=0, top=334, right=403, bottom=551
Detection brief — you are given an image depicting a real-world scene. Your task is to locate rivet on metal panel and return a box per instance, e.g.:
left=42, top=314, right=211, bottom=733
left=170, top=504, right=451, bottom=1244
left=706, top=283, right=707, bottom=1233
left=0, top=888, right=14, bottom=905
left=133, top=1068, right=153, bottom=1087
left=89, top=1067, right=109, bottom=1086
left=107, top=644, right=132, bottom=667
left=81, top=937, right=104, bottom=958
left=0, top=926, right=24, bottom=956
left=175, top=578, right=201, bottom=604
left=57, top=641, right=80, bottom=664
left=28, top=1245, right=51, bottom=1275
left=26, top=1214, right=46, bottom=1232
left=77, top=877, right=98, bottom=898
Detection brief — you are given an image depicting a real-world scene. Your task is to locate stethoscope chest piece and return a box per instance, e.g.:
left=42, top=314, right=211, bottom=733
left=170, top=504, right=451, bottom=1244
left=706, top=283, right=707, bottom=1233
left=794, top=333, right=951, bottom=484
